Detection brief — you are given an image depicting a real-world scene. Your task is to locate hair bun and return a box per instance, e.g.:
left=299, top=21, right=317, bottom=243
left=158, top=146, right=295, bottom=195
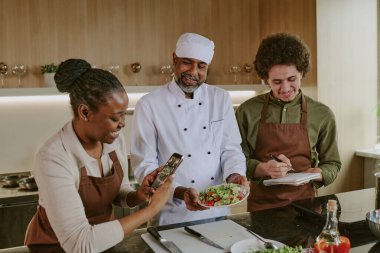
left=55, top=59, right=92, bottom=93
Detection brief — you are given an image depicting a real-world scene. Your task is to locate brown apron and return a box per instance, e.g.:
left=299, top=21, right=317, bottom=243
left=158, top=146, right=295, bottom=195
left=25, top=151, right=124, bottom=247
left=247, top=93, right=316, bottom=211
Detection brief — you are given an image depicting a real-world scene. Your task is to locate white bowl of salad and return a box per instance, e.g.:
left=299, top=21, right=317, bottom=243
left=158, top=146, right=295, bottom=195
left=231, top=239, right=311, bottom=253
left=198, top=183, right=249, bottom=207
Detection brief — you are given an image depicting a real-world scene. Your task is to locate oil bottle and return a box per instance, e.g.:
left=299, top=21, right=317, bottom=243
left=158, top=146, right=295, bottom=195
left=314, top=199, right=350, bottom=253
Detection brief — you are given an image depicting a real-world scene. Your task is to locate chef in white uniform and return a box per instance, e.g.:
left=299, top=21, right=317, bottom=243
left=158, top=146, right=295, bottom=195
left=131, top=33, right=248, bottom=226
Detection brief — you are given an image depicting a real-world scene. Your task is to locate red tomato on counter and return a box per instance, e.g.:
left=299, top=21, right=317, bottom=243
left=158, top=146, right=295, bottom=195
left=314, top=236, right=351, bottom=253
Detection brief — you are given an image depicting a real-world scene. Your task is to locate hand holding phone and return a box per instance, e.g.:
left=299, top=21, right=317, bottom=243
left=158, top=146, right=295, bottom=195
left=151, top=153, right=183, bottom=189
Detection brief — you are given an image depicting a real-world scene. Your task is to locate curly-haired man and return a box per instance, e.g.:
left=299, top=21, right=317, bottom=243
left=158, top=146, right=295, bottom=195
left=236, top=33, right=341, bottom=211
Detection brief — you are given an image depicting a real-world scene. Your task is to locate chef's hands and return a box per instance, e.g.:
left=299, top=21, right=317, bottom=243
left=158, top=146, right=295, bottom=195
left=175, top=174, right=249, bottom=211
left=226, top=173, right=249, bottom=188
left=255, top=154, right=293, bottom=179
left=173, top=186, right=209, bottom=211
left=184, top=187, right=209, bottom=211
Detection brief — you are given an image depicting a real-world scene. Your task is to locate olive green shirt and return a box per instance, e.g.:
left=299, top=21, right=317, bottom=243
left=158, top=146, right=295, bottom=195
left=235, top=90, right=341, bottom=188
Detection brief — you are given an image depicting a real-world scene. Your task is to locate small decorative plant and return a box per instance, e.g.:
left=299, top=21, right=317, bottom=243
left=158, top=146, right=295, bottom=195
left=40, top=63, right=59, bottom=74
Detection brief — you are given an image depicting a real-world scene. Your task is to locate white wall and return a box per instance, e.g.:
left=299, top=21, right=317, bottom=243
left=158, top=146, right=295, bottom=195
left=0, top=85, right=272, bottom=174
left=317, top=0, right=378, bottom=195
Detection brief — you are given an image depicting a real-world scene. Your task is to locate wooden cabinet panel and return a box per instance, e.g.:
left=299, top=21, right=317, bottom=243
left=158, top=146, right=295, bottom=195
left=0, top=202, right=37, bottom=249
left=258, top=0, right=317, bottom=86
left=0, top=0, right=316, bottom=88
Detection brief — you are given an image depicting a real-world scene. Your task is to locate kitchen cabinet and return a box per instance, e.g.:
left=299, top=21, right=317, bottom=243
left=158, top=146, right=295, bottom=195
left=0, top=195, right=38, bottom=249
left=355, top=148, right=380, bottom=188
left=0, top=0, right=317, bottom=88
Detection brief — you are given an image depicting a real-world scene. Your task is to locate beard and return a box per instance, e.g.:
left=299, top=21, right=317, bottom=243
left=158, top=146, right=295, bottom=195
left=174, top=72, right=202, bottom=94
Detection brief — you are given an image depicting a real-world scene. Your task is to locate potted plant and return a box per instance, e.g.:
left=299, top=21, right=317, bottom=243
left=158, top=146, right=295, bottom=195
left=41, top=63, right=59, bottom=87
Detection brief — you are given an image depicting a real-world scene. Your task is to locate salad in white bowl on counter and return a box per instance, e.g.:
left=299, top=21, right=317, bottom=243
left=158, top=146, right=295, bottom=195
left=231, top=239, right=312, bottom=253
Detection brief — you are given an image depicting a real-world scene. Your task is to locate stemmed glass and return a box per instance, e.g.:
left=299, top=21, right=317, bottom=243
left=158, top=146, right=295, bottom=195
left=108, top=64, right=120, bottom=75
left=12, top=64, right=27, bottom=88
left=160, top=64, right=173, bottom=83
left=130, top=62, right=142, bottom=85
left=229, top=65, right=241, bottom=84
left=0, top=62, right=8, bottom=88
left=243, top=64, right=253, bottom=84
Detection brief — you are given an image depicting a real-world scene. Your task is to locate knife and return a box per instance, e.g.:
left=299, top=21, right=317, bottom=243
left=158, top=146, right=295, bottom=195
left=147, top=227, right=183, bottom=253
left=184, top=226, right=224, bottom=250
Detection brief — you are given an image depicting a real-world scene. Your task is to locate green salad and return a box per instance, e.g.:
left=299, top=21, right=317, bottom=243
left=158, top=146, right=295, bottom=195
left=248, top=245, right=304, bottom=253
left=198, top=183, right=247, bottom=207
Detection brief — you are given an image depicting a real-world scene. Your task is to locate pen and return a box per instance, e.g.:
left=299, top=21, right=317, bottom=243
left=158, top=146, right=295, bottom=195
left=270, top=154, right=294, bottom=171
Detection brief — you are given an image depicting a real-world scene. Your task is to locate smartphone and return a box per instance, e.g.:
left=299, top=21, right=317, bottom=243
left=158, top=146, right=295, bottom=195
left=151, top=153, right=183, bottom=189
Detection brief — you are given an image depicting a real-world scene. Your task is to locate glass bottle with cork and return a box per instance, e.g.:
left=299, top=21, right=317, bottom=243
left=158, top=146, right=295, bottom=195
left=314, top=199, right=351, bottom=253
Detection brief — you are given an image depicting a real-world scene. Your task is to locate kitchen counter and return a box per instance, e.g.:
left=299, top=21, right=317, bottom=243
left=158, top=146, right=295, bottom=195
left=0, top=188, right=378, bottom=253
left=355, top=148, right=380, bottom=188
left=0, top=186, right=38, bottom=204
left=0, top=176, right=38, bottom=206
left=355, top=148, right=380, bottom=159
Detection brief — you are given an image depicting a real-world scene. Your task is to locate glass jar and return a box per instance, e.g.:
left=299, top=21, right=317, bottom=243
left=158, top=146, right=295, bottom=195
left=314, top=200, right=351, bottom=253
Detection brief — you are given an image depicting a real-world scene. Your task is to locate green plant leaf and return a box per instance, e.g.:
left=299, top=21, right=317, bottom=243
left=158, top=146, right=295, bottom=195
left=41, top=63, right=59, bottom=74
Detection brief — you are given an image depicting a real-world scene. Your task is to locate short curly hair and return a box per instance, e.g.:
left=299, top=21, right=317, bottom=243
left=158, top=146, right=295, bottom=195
left=254, top=33, right=311, bottom=80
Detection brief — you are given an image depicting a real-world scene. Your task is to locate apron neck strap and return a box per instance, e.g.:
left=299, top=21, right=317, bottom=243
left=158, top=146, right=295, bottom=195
left=108, top=151, right=118, bottom=163
left=260, top=92, right=307, bottom=125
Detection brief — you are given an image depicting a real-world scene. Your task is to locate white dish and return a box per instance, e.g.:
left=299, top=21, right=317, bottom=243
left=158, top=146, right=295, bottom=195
left=198, top=183, right=249, bottom=208
left=231, top=238, right=285, bottom=253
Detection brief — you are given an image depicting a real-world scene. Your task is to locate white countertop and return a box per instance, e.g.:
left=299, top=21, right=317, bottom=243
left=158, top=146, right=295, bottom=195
left=355, top=148, right=380, bottom=159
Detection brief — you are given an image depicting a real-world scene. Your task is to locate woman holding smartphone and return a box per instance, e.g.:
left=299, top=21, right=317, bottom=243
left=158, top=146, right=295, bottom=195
left=24, top=59, right=174, bottom=253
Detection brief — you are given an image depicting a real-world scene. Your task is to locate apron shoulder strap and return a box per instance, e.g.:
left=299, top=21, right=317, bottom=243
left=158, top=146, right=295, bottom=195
left=260, top=93, right=271, bottom=123
left=80, top=166, right=87, bottom=177
left=300, top=93, right=307, bottom=125
left=108, top=151, right=118, bottom=163
left=108, top=150, right=124, bottom=177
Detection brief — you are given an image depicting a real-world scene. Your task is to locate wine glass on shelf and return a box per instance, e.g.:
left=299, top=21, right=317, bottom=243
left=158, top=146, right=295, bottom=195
left=229, top=64, right=241, bottom=84
left=130, top=62, right=142, bottom=85
left=160, top=64, right=173, bottom=83
left=0, top=62, right=8, bottom=88
left=108, top=64, right=120, bottom=75
left=243, top=63, right=253, bottom=84
left=12, top=64, right=27, bottom=88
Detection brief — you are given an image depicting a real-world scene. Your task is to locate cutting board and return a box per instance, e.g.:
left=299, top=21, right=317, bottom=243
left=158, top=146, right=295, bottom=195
left=141, top=220, right=254, bottom=253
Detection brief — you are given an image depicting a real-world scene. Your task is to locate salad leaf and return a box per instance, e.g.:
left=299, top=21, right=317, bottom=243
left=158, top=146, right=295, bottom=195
left=249, top=245, right=304, bottom=253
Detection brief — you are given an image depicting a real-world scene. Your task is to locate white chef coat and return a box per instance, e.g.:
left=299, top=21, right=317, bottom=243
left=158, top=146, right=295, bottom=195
left=131, top=80, right=246, bottom=226
left=32, top=121, right=133, bottom=253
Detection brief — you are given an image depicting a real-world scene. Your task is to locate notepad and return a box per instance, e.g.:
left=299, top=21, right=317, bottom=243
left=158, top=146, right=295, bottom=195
left=263, top=172, right=321, bottom=186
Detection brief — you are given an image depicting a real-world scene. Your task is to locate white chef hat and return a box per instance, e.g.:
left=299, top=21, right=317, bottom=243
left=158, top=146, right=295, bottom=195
left=175, top=33, right=215, bottom=64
